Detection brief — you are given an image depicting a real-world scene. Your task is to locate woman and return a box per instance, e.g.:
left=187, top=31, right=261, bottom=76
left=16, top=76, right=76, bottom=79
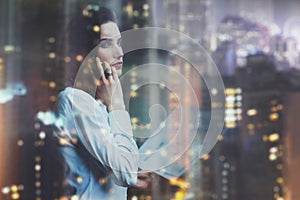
left=55, top=7, right=150, bottom=199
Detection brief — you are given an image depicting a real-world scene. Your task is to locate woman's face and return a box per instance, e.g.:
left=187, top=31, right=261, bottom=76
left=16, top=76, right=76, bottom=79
left=97, top=21, right=123, bottom=76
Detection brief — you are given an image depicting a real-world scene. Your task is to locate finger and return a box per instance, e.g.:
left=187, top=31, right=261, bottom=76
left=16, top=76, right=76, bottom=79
left=93, top=75, right=101, bottom=87
left=137, top=172, right=151, bottom=179
left=96, top=57, right=108, bottom=84
left=104, top=66, right=114, bottom=81
left=104, top=70, right=114, bottom=80
left=134, top=179, right=149, bottom=190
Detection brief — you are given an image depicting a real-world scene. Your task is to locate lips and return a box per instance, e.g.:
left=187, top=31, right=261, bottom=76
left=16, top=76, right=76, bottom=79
left=111, top=61, right=123, bottom=69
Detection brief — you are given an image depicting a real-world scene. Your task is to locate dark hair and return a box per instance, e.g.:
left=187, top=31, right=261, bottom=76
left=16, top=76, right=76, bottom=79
left=68, top=6, right=117, bottom=55
left=64, top=6, right=118, bottom=87
left=97, top=7, right=118, bottom=29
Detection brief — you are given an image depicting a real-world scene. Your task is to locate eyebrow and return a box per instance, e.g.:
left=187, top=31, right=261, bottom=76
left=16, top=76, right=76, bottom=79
left=100, top=38, right=113, bottom=42
left=99, top=36, right=122, bottom=41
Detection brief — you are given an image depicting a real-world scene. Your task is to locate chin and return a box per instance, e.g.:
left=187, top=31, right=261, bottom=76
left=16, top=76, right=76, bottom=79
left=117, top=69, right=122, bottom=76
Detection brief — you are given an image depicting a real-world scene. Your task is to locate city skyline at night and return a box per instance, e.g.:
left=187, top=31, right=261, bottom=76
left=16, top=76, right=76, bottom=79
left=0, top=0, right=300, bottom=200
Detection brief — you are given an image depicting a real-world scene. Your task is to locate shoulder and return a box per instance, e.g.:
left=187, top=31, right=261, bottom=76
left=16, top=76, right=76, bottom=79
left=58, top=87, right=93, bottom=100
left=58, top=87, right=96, bottom=104
left=57, top=87, right=103, bottom=115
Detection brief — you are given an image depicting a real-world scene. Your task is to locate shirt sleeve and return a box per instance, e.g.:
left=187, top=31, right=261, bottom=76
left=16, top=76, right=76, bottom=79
left=57, top=88, right=139, bottom=187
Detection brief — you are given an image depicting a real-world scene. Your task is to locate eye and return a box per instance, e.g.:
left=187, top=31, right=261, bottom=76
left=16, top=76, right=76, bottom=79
left=117, top=38, right=122, bottom=47
left=99, top=40, right=113, bottom=48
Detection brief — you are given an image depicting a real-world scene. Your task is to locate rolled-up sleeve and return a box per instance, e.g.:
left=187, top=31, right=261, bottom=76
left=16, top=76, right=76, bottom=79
left=58, top=88, right=139, bottom=187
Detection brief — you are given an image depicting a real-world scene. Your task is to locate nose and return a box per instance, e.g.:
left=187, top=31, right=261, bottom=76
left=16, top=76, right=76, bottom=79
left=114, top=45, right=123, bottom=59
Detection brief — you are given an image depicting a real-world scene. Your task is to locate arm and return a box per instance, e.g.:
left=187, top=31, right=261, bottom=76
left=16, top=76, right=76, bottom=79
left=58, top=88, right=139, bottom=187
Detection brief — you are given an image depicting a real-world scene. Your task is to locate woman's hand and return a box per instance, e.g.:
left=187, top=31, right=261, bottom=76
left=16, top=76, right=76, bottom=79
left=132, top=172, right=157, bottom=190
left=95, top=57, right=125, bottom=112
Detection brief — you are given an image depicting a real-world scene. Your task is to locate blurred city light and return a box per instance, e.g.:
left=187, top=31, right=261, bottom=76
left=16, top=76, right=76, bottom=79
left=0, top=83, right=27, bottom=103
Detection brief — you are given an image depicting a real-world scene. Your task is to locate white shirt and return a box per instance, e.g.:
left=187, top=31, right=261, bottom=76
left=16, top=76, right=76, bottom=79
left=55, top=87, right=139, bottom=200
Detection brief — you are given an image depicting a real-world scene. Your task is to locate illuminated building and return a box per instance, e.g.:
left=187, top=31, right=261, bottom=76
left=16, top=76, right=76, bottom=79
left=270, top=35, right=299, bottom=70
left=200, top=84, right=241, bottom=200
left=283, top=37, right=299, bottom=69
left=235, top=54, right=284, bottom=199
left=270, top=35, right=290, bottom=71
left=201, top=51, right=286, bottom=200
left=211, top=34, right=284, bottom=199
left=238, top=89, right=284, bottom=200
left=235, top=53, right=277, bottom=90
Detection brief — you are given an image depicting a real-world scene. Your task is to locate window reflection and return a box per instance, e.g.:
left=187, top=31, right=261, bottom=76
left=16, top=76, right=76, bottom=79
left=1, top=0, right=300, bottom=200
